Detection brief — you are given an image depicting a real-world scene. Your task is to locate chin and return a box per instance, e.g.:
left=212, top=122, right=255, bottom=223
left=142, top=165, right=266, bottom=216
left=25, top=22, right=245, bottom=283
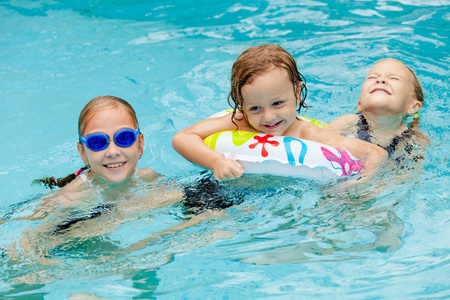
left=105, top=173, right=133, bottom=185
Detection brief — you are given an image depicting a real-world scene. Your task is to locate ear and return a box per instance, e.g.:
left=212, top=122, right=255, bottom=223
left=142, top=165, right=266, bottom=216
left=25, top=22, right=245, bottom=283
left=77, top=142, right=89, bottom=166
left=407, top=100, right=423, bottom=115
left=356, top=99, right=363, bottom=113
left=138, top=133, right=144, bottom=158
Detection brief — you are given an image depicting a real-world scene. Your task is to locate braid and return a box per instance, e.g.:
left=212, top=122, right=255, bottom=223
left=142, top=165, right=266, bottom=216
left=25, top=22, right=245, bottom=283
left=33, top=166, right=89, bottom=189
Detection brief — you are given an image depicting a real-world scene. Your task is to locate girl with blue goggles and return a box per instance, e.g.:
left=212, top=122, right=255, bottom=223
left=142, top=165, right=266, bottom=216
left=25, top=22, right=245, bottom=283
left=35, top=96, right=147, bottom=188
left=33, top=95, right=243, bottom=232
left=79, top=127, right=140, bottom=151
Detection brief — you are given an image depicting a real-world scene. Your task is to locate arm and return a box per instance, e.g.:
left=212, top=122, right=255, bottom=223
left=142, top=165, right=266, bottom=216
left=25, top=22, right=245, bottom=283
left=303, top=123, right=388, bottom=180
left=325, top=114, right=359, bottom=135
left=172, top=114, right=246, bottom=180
left=337, top=134, right=388, bottom=180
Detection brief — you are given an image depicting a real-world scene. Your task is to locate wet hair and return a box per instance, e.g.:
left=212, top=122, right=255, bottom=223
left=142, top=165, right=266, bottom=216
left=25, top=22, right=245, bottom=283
left=34, top=96, right=139, bottom=189
left=33, top=166, right=89, bottom=189
left=227, top=44, right=308, bottom=125
left=78, top=95, right=139, bottom=137
left=378, top=58, right=424, bottom=104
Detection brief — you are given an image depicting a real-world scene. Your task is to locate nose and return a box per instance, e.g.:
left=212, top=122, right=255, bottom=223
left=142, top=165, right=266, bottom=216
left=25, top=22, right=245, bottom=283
left=376, top=77, right=386, bottom=84
left=104, top=141, right=121, bottom=157
left=263, top=109, right=277, bottom=122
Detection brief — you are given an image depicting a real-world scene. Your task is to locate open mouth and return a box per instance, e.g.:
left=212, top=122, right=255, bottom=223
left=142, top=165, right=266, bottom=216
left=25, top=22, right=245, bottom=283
left=262, top=120, right=282, bottom=129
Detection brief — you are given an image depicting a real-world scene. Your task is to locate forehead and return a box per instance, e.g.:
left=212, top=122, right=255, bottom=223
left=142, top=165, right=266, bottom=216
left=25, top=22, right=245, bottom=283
left=83, top=107, right=135, bottom=133
left=370, top=59, right=411, bottom=77
left=242, top=68, right=292, bottom=98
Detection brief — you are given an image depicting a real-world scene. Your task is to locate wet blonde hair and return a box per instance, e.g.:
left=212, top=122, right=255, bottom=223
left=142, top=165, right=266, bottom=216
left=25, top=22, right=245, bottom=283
left=227, top=44, right=308, bottom=123
left=378, top=58, right=424, bottom=104
left=78, top=95, right=139, bottom=137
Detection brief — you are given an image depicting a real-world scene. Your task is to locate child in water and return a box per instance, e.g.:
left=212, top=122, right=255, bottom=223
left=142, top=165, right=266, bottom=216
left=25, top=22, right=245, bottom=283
left=325, top=58, right=428, bottom=162
left=172, top=44, right=388, bottom=181
left=31, top=95, right=186, bottom=227
left=8, top=96, right=235, bottom=264
left=34, top=96, right=239, bottom=216
left=37, top=95, right=160, bottom=190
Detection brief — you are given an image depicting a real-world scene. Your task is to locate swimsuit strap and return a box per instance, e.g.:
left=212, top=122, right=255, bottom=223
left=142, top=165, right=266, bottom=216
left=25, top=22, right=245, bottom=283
left=385, top=130, right=413, bottom=155
left=356, top=114, right=412, bottom=156
left=78, top=171, right=88, bottom=183
left=356, top=113, right=373, bottom=143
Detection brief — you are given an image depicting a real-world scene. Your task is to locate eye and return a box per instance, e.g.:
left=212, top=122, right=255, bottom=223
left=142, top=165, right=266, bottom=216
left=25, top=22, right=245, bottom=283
left=390, top=76, right=400, bottom=81
left=248, top=106, right=261, bottom=112
left=367, top=75, right=377, bottom=80
left=273, top=101, right=284, bottom=107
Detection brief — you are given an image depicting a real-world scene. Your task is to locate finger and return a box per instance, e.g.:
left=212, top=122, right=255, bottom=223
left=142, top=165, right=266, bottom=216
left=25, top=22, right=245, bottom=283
left=232, top=168, right=244, bottom=178
left=231, top=161, right=244, bottom=174
left=215, top=170, right=234, bottom=181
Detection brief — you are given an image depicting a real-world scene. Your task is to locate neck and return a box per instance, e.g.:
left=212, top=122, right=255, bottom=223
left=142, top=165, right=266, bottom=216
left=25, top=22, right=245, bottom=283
left=91, top=173, right=136, bottom=191
left=361, top=111, right=408, bottom=133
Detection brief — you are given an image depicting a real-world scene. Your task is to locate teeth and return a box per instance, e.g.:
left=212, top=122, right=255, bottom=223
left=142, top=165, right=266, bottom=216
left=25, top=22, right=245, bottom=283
left=106, top=163, right=124, bottom=168
left=265, top=121, right=280, bottom=127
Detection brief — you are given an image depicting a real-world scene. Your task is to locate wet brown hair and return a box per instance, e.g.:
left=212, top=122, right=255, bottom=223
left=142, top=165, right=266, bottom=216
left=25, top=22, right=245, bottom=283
left=33, top=166, right=89, bottom=189
left=227, top=44, right=308, bottom=124
left=34, top=96, right=139, bottom=189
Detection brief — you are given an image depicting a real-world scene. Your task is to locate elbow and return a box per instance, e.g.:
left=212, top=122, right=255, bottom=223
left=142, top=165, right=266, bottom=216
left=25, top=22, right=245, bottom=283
left=377, top=147, right=389, bottom=160
left=370, top=146, right=388, bottom=162
left=171, top=132, right=183, bottom=152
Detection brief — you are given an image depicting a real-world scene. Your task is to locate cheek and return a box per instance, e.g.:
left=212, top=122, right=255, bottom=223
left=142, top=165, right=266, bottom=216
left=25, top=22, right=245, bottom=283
left=245, top=114, right=258, bottom=125
left=85, top=151, right=102, bottom=164
left=126, top=144, right=141, bottom=160
left=361, top=83, right=371, bottom=93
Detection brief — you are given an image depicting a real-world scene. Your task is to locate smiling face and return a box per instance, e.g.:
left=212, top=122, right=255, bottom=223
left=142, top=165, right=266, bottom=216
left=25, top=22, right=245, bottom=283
left=241, top=67, right=299, bottom=136
left=358, top=58, right=422, bottom=117
left=77, top=107, right=143, bottom=184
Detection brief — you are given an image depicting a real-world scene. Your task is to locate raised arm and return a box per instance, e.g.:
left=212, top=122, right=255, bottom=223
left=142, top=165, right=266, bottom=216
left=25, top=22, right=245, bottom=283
left=172, top=114, right=245, bottom=180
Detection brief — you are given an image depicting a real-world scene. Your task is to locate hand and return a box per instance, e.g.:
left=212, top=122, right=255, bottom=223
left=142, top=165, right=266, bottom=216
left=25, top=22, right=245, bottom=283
left=213, top=157, right=244, bottom=181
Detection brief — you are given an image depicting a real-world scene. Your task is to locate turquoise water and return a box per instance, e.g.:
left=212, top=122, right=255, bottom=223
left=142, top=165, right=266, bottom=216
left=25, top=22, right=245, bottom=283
left=1, top=0, right=449, bottom=298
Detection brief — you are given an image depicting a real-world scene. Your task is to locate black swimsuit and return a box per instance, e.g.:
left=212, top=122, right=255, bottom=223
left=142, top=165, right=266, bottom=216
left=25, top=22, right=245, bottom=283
left=356, top=114, right=413, bottom=157
left=52, top=203, right=116, bottom=235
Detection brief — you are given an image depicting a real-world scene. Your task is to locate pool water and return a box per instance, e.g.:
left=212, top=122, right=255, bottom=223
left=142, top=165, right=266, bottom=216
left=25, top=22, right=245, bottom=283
left=1, top=0, right=449, bottom=298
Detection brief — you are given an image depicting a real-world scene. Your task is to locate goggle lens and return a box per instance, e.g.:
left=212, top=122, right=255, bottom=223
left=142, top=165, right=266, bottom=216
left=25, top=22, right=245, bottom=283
left=87, top=135, right=109, bottom=150
left=115, top=130, right=136, bottom=147
left=80, top=128, right=140, bottom=151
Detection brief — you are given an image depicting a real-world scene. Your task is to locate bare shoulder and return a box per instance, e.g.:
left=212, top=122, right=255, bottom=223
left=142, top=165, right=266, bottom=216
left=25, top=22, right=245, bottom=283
left=45, top=180, right=89, bottom=209
left=61, top=175, right=87, bottom=192
left=137, top=168, right=162, bottom=182
left=325, top=114, right=359, bottom=134
left=232, top=111, right=254, bottom=131
left=411, top=129, right=431, bottom=147
left=295, top=119, right=337, bottom=142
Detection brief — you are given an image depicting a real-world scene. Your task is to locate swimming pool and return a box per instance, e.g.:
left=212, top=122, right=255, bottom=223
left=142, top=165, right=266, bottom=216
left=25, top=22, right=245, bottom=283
left=1, top=0, right=449, bottom=298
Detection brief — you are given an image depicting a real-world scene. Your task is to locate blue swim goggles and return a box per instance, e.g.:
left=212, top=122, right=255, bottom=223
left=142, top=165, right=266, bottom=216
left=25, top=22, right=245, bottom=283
left=79, top=128, right=140, bottom=151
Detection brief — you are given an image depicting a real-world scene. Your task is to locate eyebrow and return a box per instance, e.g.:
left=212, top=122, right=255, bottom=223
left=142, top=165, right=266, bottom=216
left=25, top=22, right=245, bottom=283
left=367, top=72, right=404, bottom=78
